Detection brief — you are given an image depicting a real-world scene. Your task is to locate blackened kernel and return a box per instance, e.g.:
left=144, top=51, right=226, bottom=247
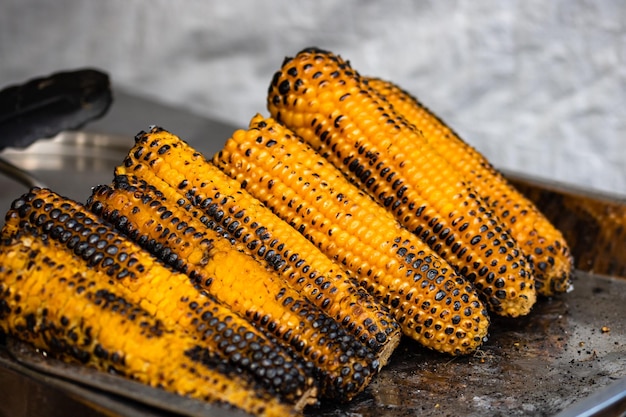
left=278, top=80, right=290, bottom=95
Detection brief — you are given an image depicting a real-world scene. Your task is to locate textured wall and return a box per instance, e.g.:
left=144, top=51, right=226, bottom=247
left=1, top=0, right=624, bottom=195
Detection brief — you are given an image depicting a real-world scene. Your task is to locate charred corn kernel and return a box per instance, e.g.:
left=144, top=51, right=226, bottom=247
left=365, top=77, right=574, bottom=296
left=267, top=47, right=537, bottom=317
left=2, top=188, right=316, bottom=408
left=214, top=114, right=490, bottom=355
left=86, top=175, right=378, bottom=401
left=0, top=234, right=297, bottom=417
left=114, top=128, right=401, bottom=362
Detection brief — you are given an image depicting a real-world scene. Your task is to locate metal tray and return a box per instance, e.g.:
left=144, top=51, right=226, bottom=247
left=0, top=91, right=624, bottom=417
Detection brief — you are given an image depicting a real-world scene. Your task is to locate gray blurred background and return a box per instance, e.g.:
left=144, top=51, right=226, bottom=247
left=1, top=0, right=624, bottom=196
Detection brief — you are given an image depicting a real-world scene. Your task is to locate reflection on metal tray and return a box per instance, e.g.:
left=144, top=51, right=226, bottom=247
left=0, top=91, right=625, bottom=417
left=0, top=131, right=132, bottom=224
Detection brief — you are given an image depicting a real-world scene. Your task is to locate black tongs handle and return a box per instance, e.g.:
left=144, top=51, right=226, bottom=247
left=0, top=68, right=112, bottom=152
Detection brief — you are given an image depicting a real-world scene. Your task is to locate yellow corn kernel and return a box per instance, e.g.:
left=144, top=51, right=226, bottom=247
left=110, top=132, right=394, bottom=400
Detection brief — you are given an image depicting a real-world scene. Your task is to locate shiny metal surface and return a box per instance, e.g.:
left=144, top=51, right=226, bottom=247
left=322, top=269, right=626, bottom=417
left=0, top=130, right=134, bottom=230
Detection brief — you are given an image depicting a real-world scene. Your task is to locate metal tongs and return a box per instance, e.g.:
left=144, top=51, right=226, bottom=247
left=0, top=68, right=113, bottom=188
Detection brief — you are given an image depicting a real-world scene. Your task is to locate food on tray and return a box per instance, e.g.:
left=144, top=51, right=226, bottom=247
left=364, top=77, right=573, bottom=296
left=0, top=47, right=574, bottom=416
left=0, top=215, right=307, bottom=417
left=214, top=114, right=490, bottom=355
left=85, top=182, right=363, bottom=400
left=108, top=129, right=402, bottom=365
left=267, top=47, right=543, bottom=317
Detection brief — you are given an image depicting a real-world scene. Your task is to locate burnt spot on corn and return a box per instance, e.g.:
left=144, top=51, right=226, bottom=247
left=8, top=189, right=143, bottom=281
left=213, top=114, right=490, bottom=355
left=90, top=288, right=166, bottom=337
left=246, top=296, right=378, bottom=397
left=267, top=48, right=537, bottom=318
left=0, top=242, right=128, bottom=369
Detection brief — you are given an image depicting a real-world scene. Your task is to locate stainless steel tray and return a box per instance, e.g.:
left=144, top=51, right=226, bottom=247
left=0, top=91, right=624, bottom=417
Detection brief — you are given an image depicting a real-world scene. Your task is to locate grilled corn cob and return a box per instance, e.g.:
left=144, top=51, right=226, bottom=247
left=96, top=172, right=400, bottom=360
left=213, top=114, right=490, bottom=355
left=365, top=77, right=573, bottom=296
left=2, top=187, right=317, bottom=408
left=114, top=128, right=401, bottom=358
left=0, top=232, right=297, bottom=417
left=267, top=47, right=537, bottom=317
left=86, top=173, right=379, bottom=401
